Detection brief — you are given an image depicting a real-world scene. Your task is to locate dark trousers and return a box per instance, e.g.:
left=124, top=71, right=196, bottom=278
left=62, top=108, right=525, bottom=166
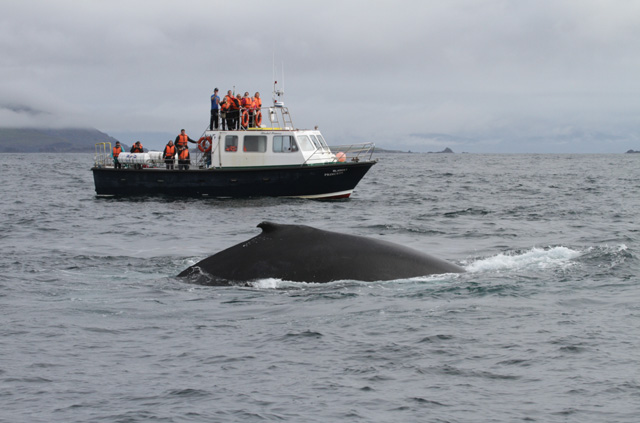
left=165, top=158, right=174, bottom=169
left=210, top=109, right=219, bottom=130
left=178, top=160, right=190, bottom=171
left=226, top=110, right=238, bottom=130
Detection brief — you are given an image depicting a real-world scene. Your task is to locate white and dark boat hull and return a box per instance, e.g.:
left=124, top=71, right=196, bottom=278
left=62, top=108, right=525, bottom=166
left=92, top=161, right=375, bottom=199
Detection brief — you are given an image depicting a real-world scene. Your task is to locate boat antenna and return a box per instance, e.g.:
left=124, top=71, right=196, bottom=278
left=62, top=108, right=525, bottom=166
left=273, top=62, right=285, bottom=107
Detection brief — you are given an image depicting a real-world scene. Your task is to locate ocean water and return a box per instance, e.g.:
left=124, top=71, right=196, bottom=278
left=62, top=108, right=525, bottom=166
left=1, top=152, right=639, bottom=422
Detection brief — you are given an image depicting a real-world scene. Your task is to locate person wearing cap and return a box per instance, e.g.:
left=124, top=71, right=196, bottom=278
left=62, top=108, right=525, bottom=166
left=112, top=141, right=123, bottom=168
left=210, top=88, right=220, bottom=130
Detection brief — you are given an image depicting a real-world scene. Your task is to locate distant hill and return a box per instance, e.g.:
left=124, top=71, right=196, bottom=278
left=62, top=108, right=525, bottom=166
left=0, top=128, right=120, bottom=153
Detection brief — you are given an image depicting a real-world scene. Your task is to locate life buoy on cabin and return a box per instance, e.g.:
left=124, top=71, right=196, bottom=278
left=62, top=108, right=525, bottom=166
left=241, top=110, right=249, bottom=128
left=255, top=111, right=262, bottom=127
left=336, top=152, right=347, bottom=162
left=198, top=136, right=212, bottom=152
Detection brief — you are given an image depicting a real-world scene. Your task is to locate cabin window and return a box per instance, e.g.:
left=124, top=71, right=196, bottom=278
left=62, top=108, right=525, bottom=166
left=225, top=135, right=238, bottom=152
left=243, top=135, right=267, bottom=153
left=296, top=135, right=315, bottom=151
left=273, top=135, right=298, bottom=153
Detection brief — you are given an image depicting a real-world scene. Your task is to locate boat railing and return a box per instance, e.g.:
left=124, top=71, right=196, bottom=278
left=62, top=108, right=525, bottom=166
left=94, top=142, right=113, bottom=167
left=208, top=106, right=295, bottom=131
left=327, top=142, right=376, bottom=163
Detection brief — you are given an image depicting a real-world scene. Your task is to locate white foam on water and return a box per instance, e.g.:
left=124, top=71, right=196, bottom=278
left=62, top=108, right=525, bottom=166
left=464, top=246, right=582, bottom=273
left=248, top=278, right=328, bottom=289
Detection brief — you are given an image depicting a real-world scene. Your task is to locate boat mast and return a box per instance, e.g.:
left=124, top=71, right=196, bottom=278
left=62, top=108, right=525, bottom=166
left=273, top=60, right=285, bottom=108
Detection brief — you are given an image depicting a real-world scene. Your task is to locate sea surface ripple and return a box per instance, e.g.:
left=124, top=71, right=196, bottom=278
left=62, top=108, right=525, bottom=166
left=1, top=153, right=639, bottom=422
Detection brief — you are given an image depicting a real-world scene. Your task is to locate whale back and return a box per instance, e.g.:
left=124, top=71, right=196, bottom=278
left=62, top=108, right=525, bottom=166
left=178, top=221, right=464, bottom=284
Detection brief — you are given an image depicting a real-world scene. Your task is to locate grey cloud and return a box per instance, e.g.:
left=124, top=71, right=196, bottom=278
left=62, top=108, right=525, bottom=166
left=1, top=0, right=639, bottom=152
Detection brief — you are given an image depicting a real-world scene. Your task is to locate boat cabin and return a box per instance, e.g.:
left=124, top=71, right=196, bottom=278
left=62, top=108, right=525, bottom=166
left=202, top=129, right=338, bottom=168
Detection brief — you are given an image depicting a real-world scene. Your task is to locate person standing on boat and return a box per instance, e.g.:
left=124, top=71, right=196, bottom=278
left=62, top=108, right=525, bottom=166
left=112, top=141, right=122, bottom=169
left=219, top=97, right=228, bottom=130
left=242, top=92, right=253, bottom=129
left=224, top=90, right=237, bottom=130
left=253, top=92, right=262, bottom=127
left=177, top=145, right=191, bottom=170
left=174, top=129, right=197, bottom=149
left=230, top=93, right=242, bottom=130
left=129, top=141, right=144, bottom=169
left=130, top=141, right=144, bottom=153
left=210, top=88, right=220, bottom=130
left=163, top=140, right=176, bottom=170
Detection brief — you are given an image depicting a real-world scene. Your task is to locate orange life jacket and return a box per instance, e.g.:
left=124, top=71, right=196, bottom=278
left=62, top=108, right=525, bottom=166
left=113, top=145, right=122, bottom=157
left=226, top=95, right=238, bottom=110
left=178, top=148, right=190, bottom=160
left=229, top=97, right=240, bottom=110
left=176, top=134, right=189, bottom=148
left=253, top=96, right=262, bottom=109
left=242, top=97, right=254, bottom=110
left=131, top=144, right=143, bottom=153
left=164, top=145, right=175, bottom=157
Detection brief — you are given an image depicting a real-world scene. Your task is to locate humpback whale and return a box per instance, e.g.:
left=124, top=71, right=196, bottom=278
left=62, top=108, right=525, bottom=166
left=178, top=222, right=465, bottom=285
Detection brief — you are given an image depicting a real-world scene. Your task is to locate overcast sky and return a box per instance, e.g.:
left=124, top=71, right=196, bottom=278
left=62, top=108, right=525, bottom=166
left=1, top=0, right=639, bottom=152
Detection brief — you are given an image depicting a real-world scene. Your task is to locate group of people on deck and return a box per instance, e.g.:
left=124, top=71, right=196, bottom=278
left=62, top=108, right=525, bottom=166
left=112, top=130, right=195, bottom=170
left=112, top=87, right=262, bottom=170
left=210, top=88, right=262, bottom=130
left=163, top=129, right=196, bottom=170
left=112, top=140, right=145, bottom=169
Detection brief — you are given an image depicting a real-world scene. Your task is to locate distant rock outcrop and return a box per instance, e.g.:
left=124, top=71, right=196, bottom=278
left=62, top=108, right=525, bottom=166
left=373, top=147, right=413, bottom=153
left=427, top=147, right=455, bottom=154
left=0, top=128, right=119, bottom=153
left=626, top=149, right=640, bottom=154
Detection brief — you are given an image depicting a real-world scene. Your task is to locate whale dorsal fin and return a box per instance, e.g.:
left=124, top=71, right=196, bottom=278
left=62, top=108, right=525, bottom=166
left=257, top=221, right=282, bottom=233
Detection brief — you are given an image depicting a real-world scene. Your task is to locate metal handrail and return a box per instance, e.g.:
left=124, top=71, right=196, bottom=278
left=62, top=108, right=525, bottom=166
left=328, top=142, right=376, bottom=162
left=209, top=106, right=294, bottom=131
left=94, top=142, right=112, bottom=167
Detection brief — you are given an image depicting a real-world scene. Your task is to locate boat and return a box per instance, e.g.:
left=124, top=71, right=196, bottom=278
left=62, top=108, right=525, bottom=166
left=92, top=86, right=377, bottom=199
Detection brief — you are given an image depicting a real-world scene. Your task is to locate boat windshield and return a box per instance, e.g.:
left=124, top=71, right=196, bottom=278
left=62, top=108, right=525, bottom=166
left=296, top=135, right=315, bottom=152
left=309, top=135, right=322, bottom=150
left=316, top=134, right=329, bottom=149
